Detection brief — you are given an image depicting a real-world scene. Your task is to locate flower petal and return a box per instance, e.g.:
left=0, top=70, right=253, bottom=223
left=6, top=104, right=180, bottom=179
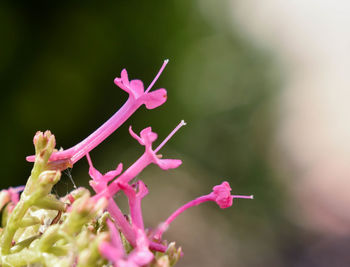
left=141, top=88, right=167, bottom=109
left=99, top=242, right=123, bottom=263
left=114, top=69, right=131, bottom=94
left=88, top=165, right=103, bottom=181
left=212, top=181, right=233, bottom=209
left=103, top=164, right=123, bottom=182
left=129, top=126, right=144, bottom=145
left=140, top=127, right=158, bottom=145
left=155, top=158, right=182, bottom=170
left=130, top=79, right=144, bottom=98
left=136, top=181, right=148, bottom=198
left=121, top=69, right=130, bottom=87
left=128, top=229, right=154, bottom=266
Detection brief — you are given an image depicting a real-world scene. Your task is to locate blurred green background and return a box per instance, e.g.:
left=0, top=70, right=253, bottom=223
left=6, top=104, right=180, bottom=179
left=0, top=1, right=304, bottom=266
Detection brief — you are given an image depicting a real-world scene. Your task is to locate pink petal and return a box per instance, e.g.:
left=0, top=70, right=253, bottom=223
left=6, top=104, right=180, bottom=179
left=114, top=69, right=131, bottom=95
left=89, top=180, right=104, bottom=192
left=89, top=166, right=103, bottom=181
left=156, top=159, right=182, bottom=170
left=212, top=181, right=233, bottom=209
left=130, top=79, right=144, bottom=98
left=128, top=249, right=154, bottom=266
left=11, top=185, right=25, bottom=193
left=8, top=188, right=22, bottom=205
left=99, top=242, right=122, bottom=262
left=121, top=69, right=130, bottom=87
left=128, top=229, right=154, bottom=266
left=103, top=163, right=123, bottom=182
left=26, top=155, right=35, bottom=162
left=140, top=127, right=158, bottom=145
left=117, top=181, right=135, bottom=199
left=141, top=88, right=167, bottom=109
left=136, top=181, right=148, bottom=198
left=114, top=77, right=129, bottom=93
left=107, top=219, right=123, bottom=248
left=118, top=261, right=139, bottom=267
left=113, top=77, right=122, bottom=87
left=129, top=126, right=144, bottom=145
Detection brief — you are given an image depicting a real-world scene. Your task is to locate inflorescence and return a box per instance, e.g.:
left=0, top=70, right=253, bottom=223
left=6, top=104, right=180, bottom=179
left=0, top=60, right=253, bottom=267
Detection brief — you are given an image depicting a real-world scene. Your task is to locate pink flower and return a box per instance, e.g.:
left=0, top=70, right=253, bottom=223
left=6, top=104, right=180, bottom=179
left=212, top=181, right=233, bottom=208
left=26, top=60, right=169, bottom=166
left=128, top=126, right=182, bottom=170
left=153, top=181, right=253, bottom=240
left=114, top=68, right=167, bottom=109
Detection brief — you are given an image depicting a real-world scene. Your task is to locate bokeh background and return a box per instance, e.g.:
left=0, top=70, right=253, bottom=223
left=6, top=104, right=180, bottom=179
left=1, top=0, right=350, bottom=266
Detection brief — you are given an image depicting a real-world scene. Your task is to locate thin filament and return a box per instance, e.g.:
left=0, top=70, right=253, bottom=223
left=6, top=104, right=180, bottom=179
left=233, top=195, right=254, bottom=199
left=145, top=59, right=169, bottom=93
left=154, top=120, right=186, bottom=153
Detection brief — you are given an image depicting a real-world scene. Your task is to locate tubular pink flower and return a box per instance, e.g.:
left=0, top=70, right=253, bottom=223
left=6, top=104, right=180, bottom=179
left=153, top=181, right=253, bottom=240
left=118, top=181, right=148, bottom=230
left=103, top=121, right=186, bottom=198
left=26, top=60, right=169, bottom=166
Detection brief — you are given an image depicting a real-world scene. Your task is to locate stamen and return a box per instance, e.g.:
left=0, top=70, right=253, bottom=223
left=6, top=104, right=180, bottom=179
left=145, top=59, right=169, bottom=93
left=233, top=195, right=254, bottom=199
left=154, top=120, right=186, bottom=153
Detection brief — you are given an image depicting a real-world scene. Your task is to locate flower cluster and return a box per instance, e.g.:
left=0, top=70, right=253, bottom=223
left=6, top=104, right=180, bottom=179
left=0, top=61, right=253, bottom=267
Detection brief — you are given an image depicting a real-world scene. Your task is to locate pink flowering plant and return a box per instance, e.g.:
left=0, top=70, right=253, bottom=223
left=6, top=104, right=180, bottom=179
left=0, top=60, right=253, bottom=266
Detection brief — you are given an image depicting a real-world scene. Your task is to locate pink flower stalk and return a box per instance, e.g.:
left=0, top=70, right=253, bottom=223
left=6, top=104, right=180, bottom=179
left=26, top=60, right=169, bottom=166
left=153, top=181, right=253, bottom=240
left=118, top=181, right=148, bottom=230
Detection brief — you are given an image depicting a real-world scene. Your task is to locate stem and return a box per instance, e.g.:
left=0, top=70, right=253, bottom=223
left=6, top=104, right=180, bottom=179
left=164, top=195, right=213, bottom=228
left=0, top=249, right=42, bottom=266
left=0, top=198, right=31, bottom=254
left=153, top=194, right=213, bottom=240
